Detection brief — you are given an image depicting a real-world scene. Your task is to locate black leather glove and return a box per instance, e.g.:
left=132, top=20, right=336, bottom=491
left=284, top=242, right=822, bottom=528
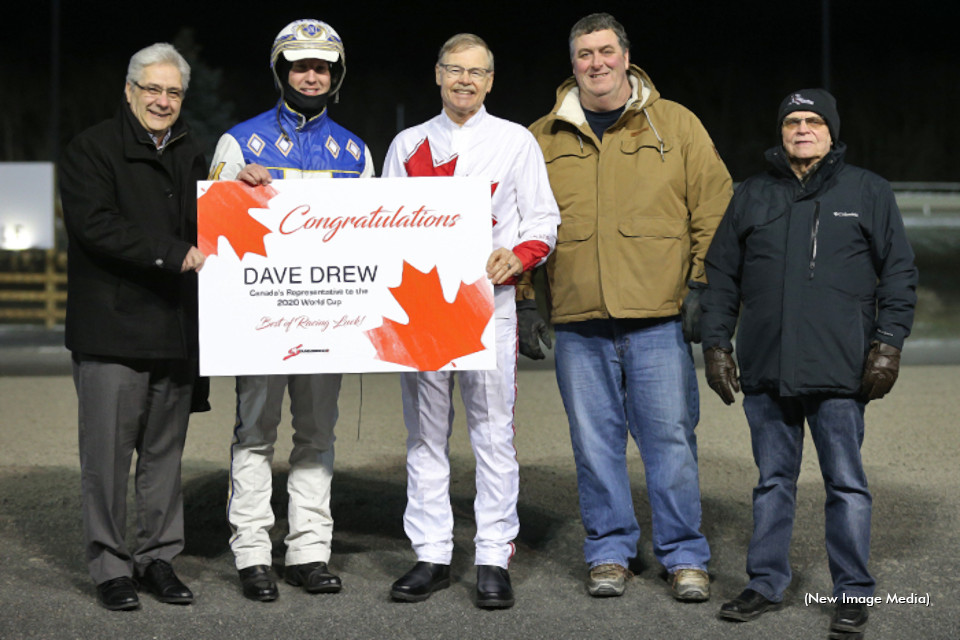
left=516, top=299, right=552, bottom=360
left=860, top=340, right=901, bottom=400
left=681, top=286, right=703, bottom=344
left=190, top=376, right=211, bottom=413
left=704, top=346, right=739, bottom=405
left=190, top=358, right=211, bottom=413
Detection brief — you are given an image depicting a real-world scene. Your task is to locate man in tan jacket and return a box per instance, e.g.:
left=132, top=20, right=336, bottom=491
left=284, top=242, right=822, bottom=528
left=521, top=12, right=732, bottom=601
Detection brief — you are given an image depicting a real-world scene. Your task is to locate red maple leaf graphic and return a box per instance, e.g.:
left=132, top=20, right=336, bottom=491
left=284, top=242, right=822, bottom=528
left=365, top=261, right=494, bottom=371
left=197, top=181, right=277, bottom=258
left=404, top=138, right=458, bottom=176
left=404, top=138, right=498, bottom=225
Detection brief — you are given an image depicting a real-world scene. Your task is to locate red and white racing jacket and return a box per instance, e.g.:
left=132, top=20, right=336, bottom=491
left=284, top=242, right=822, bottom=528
left=382, top=106, right=559, bottom=299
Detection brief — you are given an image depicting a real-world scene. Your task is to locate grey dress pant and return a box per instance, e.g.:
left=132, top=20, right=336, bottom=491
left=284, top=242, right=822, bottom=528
left=73, top=354, right=193, bottom=584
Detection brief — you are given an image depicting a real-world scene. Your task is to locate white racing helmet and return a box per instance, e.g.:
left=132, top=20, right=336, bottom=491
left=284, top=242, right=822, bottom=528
left=270, top=19, right=346, bottom=96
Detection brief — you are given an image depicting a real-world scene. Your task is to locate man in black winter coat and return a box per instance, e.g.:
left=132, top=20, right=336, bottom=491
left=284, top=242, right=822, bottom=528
left=60, top=42, right=207, bottom=612
left=700, top=88, right=917, bottom=637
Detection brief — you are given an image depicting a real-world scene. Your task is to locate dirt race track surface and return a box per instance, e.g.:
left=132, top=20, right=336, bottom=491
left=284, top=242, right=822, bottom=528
left=0, top=341, right=957, bottom=639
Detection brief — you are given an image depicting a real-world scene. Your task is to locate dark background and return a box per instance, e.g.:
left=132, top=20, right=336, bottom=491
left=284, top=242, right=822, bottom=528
left=1, top=1, right=956, bottom=182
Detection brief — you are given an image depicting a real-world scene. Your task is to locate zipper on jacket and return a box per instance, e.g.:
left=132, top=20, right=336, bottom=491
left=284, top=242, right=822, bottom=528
left=808, top=201, right=820, bottom=279
left=154, top=130, right=186, bottom=159
left=642, top=108, right=666, bottom=162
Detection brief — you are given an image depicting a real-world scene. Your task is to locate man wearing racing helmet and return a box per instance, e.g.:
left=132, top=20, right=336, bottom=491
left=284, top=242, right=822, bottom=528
left=209, top=18, right=373, bottom=603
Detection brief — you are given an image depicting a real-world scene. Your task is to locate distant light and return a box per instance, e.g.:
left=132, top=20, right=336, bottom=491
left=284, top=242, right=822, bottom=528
left=0, top=162, right=55, bottom=250
left=0, top=221, right=36, bottom=250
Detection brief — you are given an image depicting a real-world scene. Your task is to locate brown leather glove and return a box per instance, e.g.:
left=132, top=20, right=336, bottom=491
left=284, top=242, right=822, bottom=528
left=860, top=340, right=901, bottom=400
left=704, top=346, right=740, bottom=405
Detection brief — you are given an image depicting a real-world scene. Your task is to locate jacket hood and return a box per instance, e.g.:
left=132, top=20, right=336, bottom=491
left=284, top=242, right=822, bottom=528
left=550, top=65, right=660, bottom=127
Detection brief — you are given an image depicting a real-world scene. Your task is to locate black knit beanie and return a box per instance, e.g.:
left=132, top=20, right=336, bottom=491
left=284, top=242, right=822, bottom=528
left=777, top=88, right=840, bottom=142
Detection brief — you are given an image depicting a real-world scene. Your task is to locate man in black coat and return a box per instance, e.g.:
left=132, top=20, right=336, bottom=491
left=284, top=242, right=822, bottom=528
left=60, top=42, right=207, bottom=611
left=700, top=89, right=918, bottom=637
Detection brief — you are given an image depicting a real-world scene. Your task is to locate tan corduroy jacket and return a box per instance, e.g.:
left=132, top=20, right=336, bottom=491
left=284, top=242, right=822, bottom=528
left=524, top=66, right=732, bottom=324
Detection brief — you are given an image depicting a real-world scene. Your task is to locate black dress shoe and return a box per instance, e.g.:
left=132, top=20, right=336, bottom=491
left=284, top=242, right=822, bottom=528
left=285, top=562, right=342, bottom=594
left=138, top=560, right=193, bottom=604
left=719, top=588, right=779, bottom=621
left=831, top=601, right=869, bottom=633
left=239, top=565, right=279, bottom=602
left=390, top=561, right=450, bottom=602
left=96, top=576, right=140, bottom=611
left=476, top=565, right=514, bottom=609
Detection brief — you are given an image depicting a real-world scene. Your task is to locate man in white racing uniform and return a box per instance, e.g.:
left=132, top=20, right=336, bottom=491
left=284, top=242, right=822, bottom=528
left=381, top=33, right=559, bottom=609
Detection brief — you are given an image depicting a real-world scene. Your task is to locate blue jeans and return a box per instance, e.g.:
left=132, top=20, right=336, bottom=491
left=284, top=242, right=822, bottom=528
left=555, top=318, right=709, bottom=572
left=742, top=392, right=873, bottom=601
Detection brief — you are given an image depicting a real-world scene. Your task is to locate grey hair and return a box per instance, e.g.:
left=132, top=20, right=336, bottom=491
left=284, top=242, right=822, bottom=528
left=437, top=33, right=494, bottom=71
left=126, top=43, right=191, bottom=91
left=568, top=13, right=630, bottom=59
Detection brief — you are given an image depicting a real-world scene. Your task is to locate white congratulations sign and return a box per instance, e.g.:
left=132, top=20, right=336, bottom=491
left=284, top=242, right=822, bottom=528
left=197, top=177, right=495, bottom=376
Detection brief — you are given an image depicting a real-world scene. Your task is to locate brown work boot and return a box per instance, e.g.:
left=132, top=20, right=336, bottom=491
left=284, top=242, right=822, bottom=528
left=587, top=563, right=632, bottom=597
left=670, top=568, right=710, bottom=601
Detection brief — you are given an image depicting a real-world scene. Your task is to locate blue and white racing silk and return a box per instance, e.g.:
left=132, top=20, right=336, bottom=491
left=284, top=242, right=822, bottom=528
left=209, top=101, right=374, bottom=180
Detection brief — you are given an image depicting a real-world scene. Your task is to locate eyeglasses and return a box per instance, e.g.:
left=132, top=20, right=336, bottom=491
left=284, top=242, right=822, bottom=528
left=438, top=63, right=492, bottom=80
left=782, top=116, right=826, bottom=130
left=133, top=81, right=184, bottom=102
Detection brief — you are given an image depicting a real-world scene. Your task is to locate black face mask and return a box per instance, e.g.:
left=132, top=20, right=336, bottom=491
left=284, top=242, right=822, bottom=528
left=283, top=85, right=328, bottom=119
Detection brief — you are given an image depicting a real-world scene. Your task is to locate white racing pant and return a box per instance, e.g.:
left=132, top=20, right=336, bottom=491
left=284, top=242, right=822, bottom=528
left=228, top=373, right=341, bottom=570
left=400, top=289, right=519, bottom=569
